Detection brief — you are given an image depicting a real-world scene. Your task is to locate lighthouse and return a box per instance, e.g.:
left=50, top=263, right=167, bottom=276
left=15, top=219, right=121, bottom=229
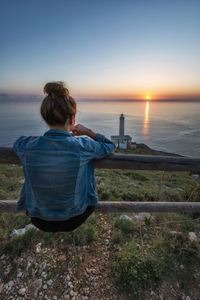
left=119, top=113, right=124, bottom=136
left=110, top=114, right=135, bottom=150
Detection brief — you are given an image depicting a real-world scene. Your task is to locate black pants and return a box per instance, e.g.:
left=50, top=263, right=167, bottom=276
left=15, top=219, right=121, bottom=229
left=29, top=206, right=96, bottom=233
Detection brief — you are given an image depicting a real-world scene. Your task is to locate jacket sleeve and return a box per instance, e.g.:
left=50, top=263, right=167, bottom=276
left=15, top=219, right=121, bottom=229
left=77, top=133, right=117, bottom=161
left=12, top=136, right=34, bottom=160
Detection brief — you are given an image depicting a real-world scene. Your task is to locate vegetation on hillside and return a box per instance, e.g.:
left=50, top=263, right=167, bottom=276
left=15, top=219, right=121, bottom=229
left=0, top=148, right=200, bottom=299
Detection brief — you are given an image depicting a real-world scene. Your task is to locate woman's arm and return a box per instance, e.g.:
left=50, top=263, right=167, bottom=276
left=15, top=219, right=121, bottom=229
left=72, top=124, right=116, bottom=160
left=71, top=124, right=96, bottom=140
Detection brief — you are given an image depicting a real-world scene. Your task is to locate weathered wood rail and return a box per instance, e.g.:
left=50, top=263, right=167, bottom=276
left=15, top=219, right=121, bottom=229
left=0, top=147, right=200, bottom=213
left=1, top=200, right=200, bottom=213
left=1, top=147, right=200, bottom=172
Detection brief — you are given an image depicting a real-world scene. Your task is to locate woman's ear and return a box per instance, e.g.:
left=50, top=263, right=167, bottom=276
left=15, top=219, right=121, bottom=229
left=69, top=115, right=75, bottom=125
left=71, top=115, right=75, bottom=125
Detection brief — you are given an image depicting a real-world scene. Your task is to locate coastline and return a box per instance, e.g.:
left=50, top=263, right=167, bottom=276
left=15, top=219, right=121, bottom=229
left=116, top=143, right=184, bottom=157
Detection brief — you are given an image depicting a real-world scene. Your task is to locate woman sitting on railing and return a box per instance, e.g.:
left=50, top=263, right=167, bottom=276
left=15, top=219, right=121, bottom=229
left=13, top=81, right=116, bottom=232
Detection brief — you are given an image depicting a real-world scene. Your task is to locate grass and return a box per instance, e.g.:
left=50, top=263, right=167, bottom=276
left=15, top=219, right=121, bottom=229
left=0, top=213, right=97, bottom=257
left=111, top=213, right=200, bottom=299
left=0, top=160, right=200, bottom=299
left=111, top=242, right=160, bottom=299
left=62, top=223, right=96, bottom=246
left=0, top=163, right=199, bottom=204
left=95, top=168, right=199, bottom=203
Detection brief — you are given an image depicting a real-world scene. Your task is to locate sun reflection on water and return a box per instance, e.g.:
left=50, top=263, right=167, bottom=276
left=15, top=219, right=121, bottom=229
left=143, top=101, right=149, bottom=136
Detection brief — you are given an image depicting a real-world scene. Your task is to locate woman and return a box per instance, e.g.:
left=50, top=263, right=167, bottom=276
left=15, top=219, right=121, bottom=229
left=13, top=81, right=116, bottom=232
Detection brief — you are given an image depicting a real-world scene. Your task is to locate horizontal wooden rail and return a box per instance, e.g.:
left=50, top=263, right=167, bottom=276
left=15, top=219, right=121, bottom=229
left=1, top=147, right=200, bottom=172
left=1, top=200, right=200, bottom=213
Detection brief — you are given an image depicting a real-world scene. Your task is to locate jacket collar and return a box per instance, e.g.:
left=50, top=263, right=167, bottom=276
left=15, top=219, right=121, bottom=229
left=43, top=129, right=74, bottom=137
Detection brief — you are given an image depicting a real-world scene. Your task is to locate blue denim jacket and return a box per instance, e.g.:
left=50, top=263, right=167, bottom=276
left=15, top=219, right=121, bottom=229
left=13, top=129, right=116, bottom=221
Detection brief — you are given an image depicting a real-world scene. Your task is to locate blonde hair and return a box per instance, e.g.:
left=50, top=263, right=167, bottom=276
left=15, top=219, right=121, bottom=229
left=40, top=81, right=76, bottom=126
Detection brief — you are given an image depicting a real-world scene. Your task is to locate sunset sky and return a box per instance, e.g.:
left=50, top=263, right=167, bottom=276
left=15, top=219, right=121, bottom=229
left=1, top=0, right=200, bottom=100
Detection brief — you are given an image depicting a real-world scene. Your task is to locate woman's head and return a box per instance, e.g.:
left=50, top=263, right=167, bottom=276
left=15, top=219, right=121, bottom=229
left=40, top=81, right=76, bottom=127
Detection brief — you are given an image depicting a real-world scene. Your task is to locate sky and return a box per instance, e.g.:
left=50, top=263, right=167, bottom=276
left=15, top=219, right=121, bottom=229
left=0, top=0, right=200, bottom=100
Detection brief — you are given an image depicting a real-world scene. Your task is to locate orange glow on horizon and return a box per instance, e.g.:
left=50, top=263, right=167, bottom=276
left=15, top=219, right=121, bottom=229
left=2, top=87, right=200, bottom=101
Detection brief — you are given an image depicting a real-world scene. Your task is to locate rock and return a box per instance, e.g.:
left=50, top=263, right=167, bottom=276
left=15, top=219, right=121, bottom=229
left=18, top=287, right=26, bottom=295
left=170, top=231, right=183, bottom=236
left=53, top=297, right=58, bottom=300
left=188, top=232, right=198, bottom=241
left=139, top=213, right=151, bottom=218
left=0, top=254, right=5, bottom=260
left=186, top=297, right=191, bottom=300
left=8, top=281, right=14, bottom=288
left=173, top=188, right=183, bottom=192
left=41, top=271, right=47, bottom=278
left=26, top=261, right=32, bottom=271
left=130, top=182, right=136, bottom=187
left=134, top=213, right=151, bottom=221
left=19, top=179, right=25, bottom=184
left=17, top=272, right=23, bottom=278
left=43, top=284, right=48, bottom=289
left=6, top=281, right=14, bottom=291
left=191, top=174, right=199, bottom=180
left=63, top=294, right=70, bottom=300
left=161, top=184, right=169, bottom=189
left=10, top=224, right=37, bottom=238
left=120, top=174, right=126, bottom=178
left=47, top=279, right=53, bottom=286
left=119, top=215, right=132, bottom=221
left=70, top=290, right=74, bottom=296
left=30, top=279, right=42, bottom=298
left=104, top=239, right=109, bottom=245
left=150, top=290, right=156, bottom=296
left=66, top=275, right=70, bottom=281
left=36, top=243, right=42, bottom=253
left=41, top=262, right=47, bottom=269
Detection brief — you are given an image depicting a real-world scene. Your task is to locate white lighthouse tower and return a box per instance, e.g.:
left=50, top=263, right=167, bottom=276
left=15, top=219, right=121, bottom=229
left=119, top=113, right=124, bottom=136
left=111, top=114, right=135, bottom=149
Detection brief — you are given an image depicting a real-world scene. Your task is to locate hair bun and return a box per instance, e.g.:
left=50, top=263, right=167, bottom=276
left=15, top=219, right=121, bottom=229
left=43, top=81, right=69, bottom=97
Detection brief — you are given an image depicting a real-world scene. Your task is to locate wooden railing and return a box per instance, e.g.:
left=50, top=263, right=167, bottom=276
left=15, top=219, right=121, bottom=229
left=0, top=147, right=200, bottom=213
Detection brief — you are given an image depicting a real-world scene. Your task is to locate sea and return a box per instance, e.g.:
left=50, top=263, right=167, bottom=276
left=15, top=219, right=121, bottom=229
left=0, top=99, right=200, bottom=158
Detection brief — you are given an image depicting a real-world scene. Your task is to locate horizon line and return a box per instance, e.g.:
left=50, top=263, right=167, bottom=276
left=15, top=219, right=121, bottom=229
left=1, top=98, right=200, bottom=103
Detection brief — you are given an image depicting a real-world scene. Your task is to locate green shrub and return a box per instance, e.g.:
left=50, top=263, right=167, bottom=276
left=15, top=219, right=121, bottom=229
left=121, top=191, right=144, bottom=202
left=98, top=191, right=110, bottom=201
left=181, top=181, right=200, bottom=203
left=124, top=171, right=149, bottom=182
left=65, top=223, right=95, bottom=246
left=155, top=231, right=199, bottom=266
left=42, top=232, right=55, bottom=246
left=0, top=213, right=30, bottom=239
left=3, top=228, right=40, bottom=257
left=114, top=218, right=135, bottom=235
left=111, top=230, right=125, bottom=244
left=111, top=242, right=160, bottom=298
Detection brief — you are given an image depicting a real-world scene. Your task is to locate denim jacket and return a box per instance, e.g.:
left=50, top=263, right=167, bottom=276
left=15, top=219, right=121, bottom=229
left=12, top=129, right=116, bottom=221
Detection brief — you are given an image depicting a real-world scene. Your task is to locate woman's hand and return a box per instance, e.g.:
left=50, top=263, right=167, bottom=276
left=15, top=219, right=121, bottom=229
left=71, top=124, right=96, bottom=140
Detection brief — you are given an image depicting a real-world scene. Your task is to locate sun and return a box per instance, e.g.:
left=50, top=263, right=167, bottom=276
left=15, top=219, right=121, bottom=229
left=146, top=95, right=150, bottom=100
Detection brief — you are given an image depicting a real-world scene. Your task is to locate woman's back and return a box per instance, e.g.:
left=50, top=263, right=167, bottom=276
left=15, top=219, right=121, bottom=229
left=13, top=128, right=116, bottom=221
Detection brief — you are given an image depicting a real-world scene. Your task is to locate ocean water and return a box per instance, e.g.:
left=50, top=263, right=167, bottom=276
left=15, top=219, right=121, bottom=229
left=0, top=100, right=200, bottom=158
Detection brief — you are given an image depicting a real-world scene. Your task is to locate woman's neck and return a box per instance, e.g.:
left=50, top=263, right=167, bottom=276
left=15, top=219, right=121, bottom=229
left=49, top=124, right=71, bottom=132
